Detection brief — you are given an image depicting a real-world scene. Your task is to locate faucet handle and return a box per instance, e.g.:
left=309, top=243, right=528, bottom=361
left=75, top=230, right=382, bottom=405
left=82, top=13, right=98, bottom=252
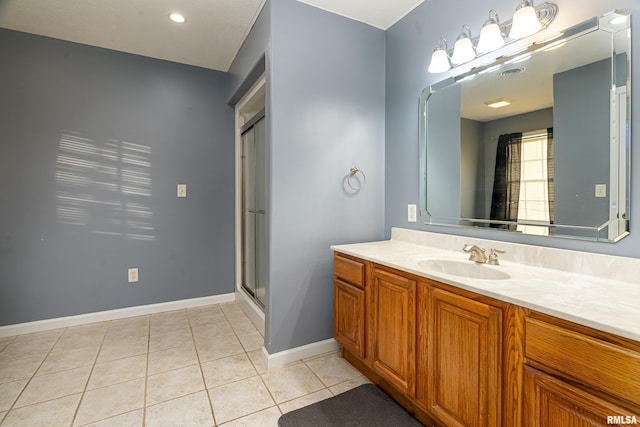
left=488, top=248, right=505, bottom=265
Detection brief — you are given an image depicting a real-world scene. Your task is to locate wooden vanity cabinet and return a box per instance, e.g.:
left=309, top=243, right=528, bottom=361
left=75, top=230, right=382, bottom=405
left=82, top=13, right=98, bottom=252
left=523, top=312, right=640, bottom=426
left=333, top=253, right=366, bottom=358
left=333, top=252, right=640, bottom=426
left=425, top=286, right=503, bottom=427
left=369, top=266, right=416, bottom=396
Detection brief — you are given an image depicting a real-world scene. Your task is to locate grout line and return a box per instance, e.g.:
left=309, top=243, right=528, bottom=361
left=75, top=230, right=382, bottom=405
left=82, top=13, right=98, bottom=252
left=142, top=315, right=151, bottom=427
left=188, top=306, right=217, bottom=426
left=70, top=324, right=107, bottom=427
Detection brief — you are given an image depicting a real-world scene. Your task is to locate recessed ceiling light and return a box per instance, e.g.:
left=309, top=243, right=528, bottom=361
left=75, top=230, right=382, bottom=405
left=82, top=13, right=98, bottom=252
left=169, top=12, right=186, bottom=24
left=485, top=98, right=511, bottom=109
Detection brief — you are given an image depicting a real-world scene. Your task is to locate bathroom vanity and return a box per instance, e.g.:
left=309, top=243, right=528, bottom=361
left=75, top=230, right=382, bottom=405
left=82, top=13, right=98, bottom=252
left=332, top=229, right=640, bottom=427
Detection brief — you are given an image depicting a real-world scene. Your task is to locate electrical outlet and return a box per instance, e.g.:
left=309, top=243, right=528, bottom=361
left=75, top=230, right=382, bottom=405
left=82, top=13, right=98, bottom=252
left=128, top=268, right=139, bottom=283
left=595, top=184, right=607, bottom=198
left=408, top=204, right=417, bottom=222
left=177, top=184, right=187, bottom=198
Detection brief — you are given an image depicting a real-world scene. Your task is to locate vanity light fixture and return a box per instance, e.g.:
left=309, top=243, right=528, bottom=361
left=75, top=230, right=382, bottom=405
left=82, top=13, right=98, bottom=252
left=427, top=38, right=452, bottom=73
left=485, top=98, right=512, bottom=109
left=427, top=1, right=558, bottom=74
left=451, top=25, right=476, bottom=65
left=509, top=0, right=542, bottom=39
left=476, top=10, right=505, bottom=54
left=169, top=12, right=186, bottom=23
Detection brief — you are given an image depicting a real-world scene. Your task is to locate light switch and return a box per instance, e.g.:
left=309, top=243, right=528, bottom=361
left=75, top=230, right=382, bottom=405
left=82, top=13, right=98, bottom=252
left=595, top=184, right=606, bottom=198
left=177, top=184, right=187, bottom=198
left=128, top=268, right=139, bottom=283
left=408, top=204, right=417, bottom=222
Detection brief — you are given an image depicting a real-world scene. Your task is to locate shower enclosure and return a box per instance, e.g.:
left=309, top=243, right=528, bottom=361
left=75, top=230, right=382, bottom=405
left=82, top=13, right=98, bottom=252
left=240, top=110, right=267, bottom=309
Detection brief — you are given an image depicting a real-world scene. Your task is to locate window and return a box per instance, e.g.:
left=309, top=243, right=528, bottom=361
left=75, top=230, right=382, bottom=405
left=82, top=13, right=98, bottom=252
left=516, top=130, right=552, bottom=235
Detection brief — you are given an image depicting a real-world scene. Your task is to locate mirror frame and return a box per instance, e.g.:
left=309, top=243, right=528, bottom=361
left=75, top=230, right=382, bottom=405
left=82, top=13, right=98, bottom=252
left=419, top=10, right=631, bottom=242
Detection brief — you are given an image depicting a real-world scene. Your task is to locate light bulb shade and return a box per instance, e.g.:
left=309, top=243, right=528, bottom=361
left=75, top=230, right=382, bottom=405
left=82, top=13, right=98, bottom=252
left=451, top=37, right=476, bottom=65
left=477, top=22, right=505, bottom=53
left=509, top=2, right=543, bottom=39
left=428, top=48, right=451, bottom=73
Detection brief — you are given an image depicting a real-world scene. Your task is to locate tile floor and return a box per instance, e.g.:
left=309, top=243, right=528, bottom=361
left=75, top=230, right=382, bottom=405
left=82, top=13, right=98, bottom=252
left=0, top=302, right=370, bottom=426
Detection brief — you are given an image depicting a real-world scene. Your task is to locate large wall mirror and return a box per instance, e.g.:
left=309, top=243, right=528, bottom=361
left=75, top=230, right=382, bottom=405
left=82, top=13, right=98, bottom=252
left=419, top=10, right=631, bottom=242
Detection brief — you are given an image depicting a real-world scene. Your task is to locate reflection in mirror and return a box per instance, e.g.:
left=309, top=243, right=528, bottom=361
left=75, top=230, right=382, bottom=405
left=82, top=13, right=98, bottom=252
left=419, top=10, right=631, bottom=242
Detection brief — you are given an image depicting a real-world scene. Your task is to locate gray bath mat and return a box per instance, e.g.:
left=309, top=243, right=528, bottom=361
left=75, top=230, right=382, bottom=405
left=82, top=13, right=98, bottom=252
left=277, top=384, right=423, bottom=426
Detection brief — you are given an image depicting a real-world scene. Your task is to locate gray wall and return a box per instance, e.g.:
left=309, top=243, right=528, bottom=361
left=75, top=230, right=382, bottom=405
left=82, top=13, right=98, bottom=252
left=385, top=0, right=640, bottom=257
left=426, top=84, right=461, bottom=220
left=553, top=59, right=610, bottom=231
left=227, top=0, right=271, bottom=104
left=0, top=29, right=235, bottom=326
left=460, top=118, right=484, bottom=219
left=267, top=0, right=386, bottom=353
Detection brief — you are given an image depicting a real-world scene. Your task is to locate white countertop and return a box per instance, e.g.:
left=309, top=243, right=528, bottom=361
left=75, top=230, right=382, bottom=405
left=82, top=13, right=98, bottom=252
left=331, top=232, right=640, bottom=342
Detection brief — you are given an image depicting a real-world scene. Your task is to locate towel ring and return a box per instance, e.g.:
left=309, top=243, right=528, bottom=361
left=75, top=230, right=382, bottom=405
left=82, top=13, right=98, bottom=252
left=347, top=167, right=366, bottom=191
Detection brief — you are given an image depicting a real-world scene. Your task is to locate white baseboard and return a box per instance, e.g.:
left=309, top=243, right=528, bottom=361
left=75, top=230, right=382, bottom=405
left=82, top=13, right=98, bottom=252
left=236, top=290, right=265, bottom=336
left=0, top=293, right=236, bottom=338
left=263, top=338, right=340, bottom=369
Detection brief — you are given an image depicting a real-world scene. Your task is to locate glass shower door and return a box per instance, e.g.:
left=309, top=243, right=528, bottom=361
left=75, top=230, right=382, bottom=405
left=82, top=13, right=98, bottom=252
left=241, top=113, right=266, bottom=308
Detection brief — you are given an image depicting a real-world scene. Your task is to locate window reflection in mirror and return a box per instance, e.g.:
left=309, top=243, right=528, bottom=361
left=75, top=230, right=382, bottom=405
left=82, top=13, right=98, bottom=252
left=419, top=10, right=631, bottom=242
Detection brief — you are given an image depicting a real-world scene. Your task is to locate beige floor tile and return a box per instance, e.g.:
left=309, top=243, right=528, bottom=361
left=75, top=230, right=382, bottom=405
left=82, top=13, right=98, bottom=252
left=304, top=352, right=361, bottom=387
left=219, top=303, right=243, bottom=316
left=247, top=349, right=268, bottom=374
left=14, top=365, right=91, bottom=408
left=149, top=311, right=190, bottom=334
left=188, top=306, right=226, bottom=327
left=53, top=323, right=107, bottom=352
left=76, top=408, right=143, bottom=427
left=87, top=354, right=147, bottom=390
left=0, top=331, right=59, bottom=362
left=220, top=406, right=281, bottom=426
left=0, top=337, right=14, bottom=352
left=261, top=363, right=324, bottom=403
left=104, top=317, right=149, bottom=341
left=146, top=364, right=204, bottom=406
left=195, top=334, right=244, bottom=362
left=201, top=353, right=257, bottom=389
left=36, top=345, right=98, bottom=375
left=192, top=321, right=235, bottom=343
left=1, top=393, right=80, bottom=427
left=0, top=411, right=6, bottom=423
left=74, top=377, right=145, bottom=425
left=229, top=316, right=257, bottom=335
left=237, top=330, right=263, bottom=352
left=97, top=335, right=148, bottom=363
left=329, top=375, right=372, bottom=395
left=149, top=327, right=194, bottom=352
left=0, top=355, right=44, bottom=383
left=277, top=388, right=332, bottom=414
left=145, top=391, right=214, bottom=427
left=147, top=344, right=198, bottom=376
left=209, top=376, right=274, bottom=424
left=0, top=379, right=28, bottom=411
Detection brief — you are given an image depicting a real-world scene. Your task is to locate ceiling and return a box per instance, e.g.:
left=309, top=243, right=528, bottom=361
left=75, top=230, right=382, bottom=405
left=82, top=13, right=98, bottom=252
left=0, top=0, right=424, bottom=72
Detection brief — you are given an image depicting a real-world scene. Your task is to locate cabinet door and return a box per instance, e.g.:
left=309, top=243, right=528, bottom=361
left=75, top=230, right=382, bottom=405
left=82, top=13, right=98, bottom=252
left=427, top=287, right=502, bottom=427
left=334, top=279, right=366, bottom=358
left=524, top=366, right=639, bottom=427
left=370, top=267, right=416, bottom=396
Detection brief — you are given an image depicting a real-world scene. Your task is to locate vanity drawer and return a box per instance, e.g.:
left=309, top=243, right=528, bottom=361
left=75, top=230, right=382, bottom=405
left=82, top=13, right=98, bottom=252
left=525, top=317, right=640, bottom=405
left=334, top=254, right=365, bottom=288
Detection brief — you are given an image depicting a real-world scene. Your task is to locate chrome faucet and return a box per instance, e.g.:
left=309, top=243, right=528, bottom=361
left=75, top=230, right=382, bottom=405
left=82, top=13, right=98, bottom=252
left=463, top=245, right=487, bottom=263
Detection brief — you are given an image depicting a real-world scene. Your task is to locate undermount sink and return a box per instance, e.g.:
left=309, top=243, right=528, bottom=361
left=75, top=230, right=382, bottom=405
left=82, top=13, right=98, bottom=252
left=417, top=259, right=511, bottom=280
